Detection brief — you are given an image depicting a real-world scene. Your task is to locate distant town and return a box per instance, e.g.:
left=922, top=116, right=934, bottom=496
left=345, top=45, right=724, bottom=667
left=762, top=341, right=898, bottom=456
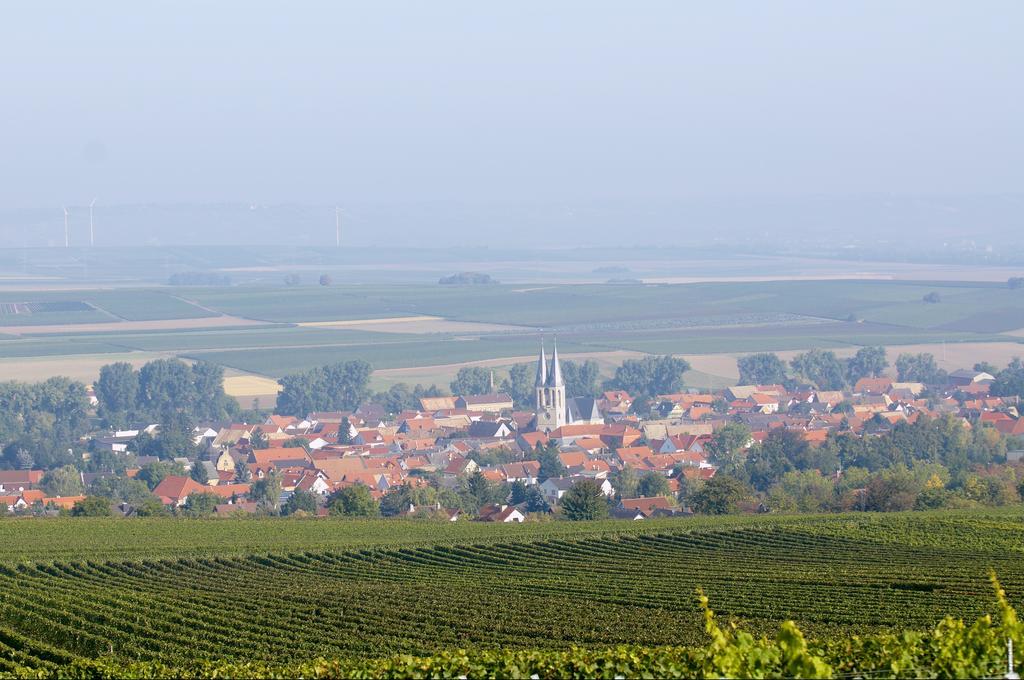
left=2, top=341, right=1022, bottom=521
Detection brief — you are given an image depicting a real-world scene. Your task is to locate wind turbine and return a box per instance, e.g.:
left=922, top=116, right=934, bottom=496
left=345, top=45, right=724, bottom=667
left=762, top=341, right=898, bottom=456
left=335, top=206, right=341, bottom=248
left=89, top=198, right=97, bottom=247
left=63, top=207, right=70, bottom=248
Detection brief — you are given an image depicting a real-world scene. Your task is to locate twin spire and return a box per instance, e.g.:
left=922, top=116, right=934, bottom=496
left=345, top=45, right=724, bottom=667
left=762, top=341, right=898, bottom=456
left=535, top=338, right=564, bottom=388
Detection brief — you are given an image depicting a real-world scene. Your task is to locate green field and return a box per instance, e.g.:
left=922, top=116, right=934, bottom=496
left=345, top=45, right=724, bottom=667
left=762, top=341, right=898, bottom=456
left=1, top=279, right=1023, bottom=383
left=0, top=510, right=1021, bottom=672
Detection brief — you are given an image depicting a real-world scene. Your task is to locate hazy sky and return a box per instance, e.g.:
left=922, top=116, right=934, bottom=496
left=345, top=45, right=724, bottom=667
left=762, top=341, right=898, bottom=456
left=2, top=1, right=1021, bottom=211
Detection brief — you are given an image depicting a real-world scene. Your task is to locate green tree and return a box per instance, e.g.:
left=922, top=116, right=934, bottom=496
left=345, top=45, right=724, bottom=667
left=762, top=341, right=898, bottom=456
left=190, top=461, right=210, bottom=484
left=450, top=367, right=492, bottom=396
left=706, top=423, right=752, bottom=468
left=328, top=484, right=380, bottom=517
left=895, top=352, right=947, bottom=384
left=637, top=471, right=671, bottom=498
left=182, top=491, right=221, bottom=517
left=89, top=476, right=152, bottom=505
left=338, top=417, right=353, bottom=444
left=251, top=472, right=283, bottom=513
left=610, top=465, right=640, bottom=499
left=133, top=496, right=169, bottom=517
left=283, top=489, right=320, bottom=515
left=689, top=475, right=749, bottom=514
left=790, top=349, right=846, bottom=390
left=846, top=346, right=888, bottom=383
left=991, top=358, right=1024, bottom=398
left=610, top=355, right=690, bottom=397
left=136, top=461, right=185, bottom=491
left=500, top=363, right=535, bottom=407
left=737, top=353, right=787, bottom=385
left=276, top=360, right=372, bottom=417
left=561, top=360, right=601, bottom=398
left=559, top=479, right=609, bottom=520
left=95, top=361, right=139, bottom=427
left=535, top=442, right=565, bottom=482
left=70, top=496, right=113, bottom=517
left=41, top=465, right=84, bottom=497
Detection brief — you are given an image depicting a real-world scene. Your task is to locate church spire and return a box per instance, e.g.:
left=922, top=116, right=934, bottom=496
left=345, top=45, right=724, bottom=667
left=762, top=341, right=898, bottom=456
left=547, top=338, right=564, bottom=387
left=535, top=339, right=547, bottom=387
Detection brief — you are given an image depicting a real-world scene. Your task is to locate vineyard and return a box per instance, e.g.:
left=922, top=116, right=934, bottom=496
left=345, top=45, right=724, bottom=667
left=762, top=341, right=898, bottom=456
left=0, top=510, right=1022, bottom=677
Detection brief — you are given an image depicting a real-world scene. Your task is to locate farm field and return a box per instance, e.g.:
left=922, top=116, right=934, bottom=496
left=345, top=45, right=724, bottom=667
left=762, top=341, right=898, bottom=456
left=0, top=510, right=1021, bottom=672
left=0, top=279, right=1023, bottom=385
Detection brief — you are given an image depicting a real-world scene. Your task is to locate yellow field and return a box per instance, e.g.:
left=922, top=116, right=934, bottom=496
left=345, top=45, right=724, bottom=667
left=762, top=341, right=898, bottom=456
left=223, top=375, right=282, bottom=397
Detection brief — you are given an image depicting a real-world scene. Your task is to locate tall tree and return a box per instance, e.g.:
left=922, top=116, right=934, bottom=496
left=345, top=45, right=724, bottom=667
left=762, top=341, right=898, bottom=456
left=790, top=349, right=846, bottom=390
left=95, top=362, right=139, bottom=427
left=561, top=360, right=601, bottom=398
left=737, top=353, right=787, bottom=385
left=41, top=465, right=84, bottom=497
left=276, top=360, right=372, bottom=417
left=450, top=367, right=492, bottom=396
left=610, top=355, right=690, bottom=397
left=559, top=479, right=609, bottom=520
left=846, top=346, right=888, bottom=383
left=895, top=353, right=946, bottom=384
left=501, top=363, right=534, bottom=406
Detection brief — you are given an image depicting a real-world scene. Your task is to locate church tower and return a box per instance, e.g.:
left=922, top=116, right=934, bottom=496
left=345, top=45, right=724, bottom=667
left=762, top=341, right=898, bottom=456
left=535, top=339, right=566, bottom=431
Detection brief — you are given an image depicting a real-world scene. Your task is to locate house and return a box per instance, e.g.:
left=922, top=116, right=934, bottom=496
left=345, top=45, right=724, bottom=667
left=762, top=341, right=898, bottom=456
left=248, top=447, right=312, bottom=478
left=618, top=496, right=674, bottom=518
left=455, top=393, right=514, bottom=413
left=0, top=470, right=44, bottom=494
left=152, top=476, right=209, bottom=506
left=948, top=369, right=996, bottom=387
left=539, top=477, right=614, bottom=504
left=853, top=378, right=894, bottom=395
left=500, top=461, right=541, bottom=485
left=419, top=396, right=457, bottom=411
left=467, top=420, right=514, bottom=438
left=477, top=503, right=526, bottom=523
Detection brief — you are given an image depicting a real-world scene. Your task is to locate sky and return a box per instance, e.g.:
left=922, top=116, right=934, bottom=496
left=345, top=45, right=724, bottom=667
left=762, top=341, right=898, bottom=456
left=0, top=1, right=1021, bottom=245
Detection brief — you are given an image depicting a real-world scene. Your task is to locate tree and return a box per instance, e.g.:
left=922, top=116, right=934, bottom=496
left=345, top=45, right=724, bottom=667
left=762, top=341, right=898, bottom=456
left=41, top=465, right=84, bottom=497
left=95, top=362, right=139, bottom=427
left=737, top=353, right=787, bottom=385
left=895, top=353, right=947, bottom=384
left=89, top=476, right=152, bottom=506
left=559, top=479, right=609, bottom=520
left=706, top=423, right=752, bottom=468
left=610, top=355, right=690, bottom=397
left=70, top=496, right=113, bottom=517
left=283, top=490, right=320, bottom=516
left=500, top=363, right=534, bottom=407
left=319, top=274, right=333, bottom=286
left=561, top=360, right=601, bottom=398
left=991, top=358, right=1024, bottom=399
left=610, top=465, right=640, bottom=499
left=133, top=496, right=169, bottom=517
left=248, top=429, right=268, bottom=450
left=689, top=475, right=749, bottom=514
left=923, top=291, right=942, bottom=304
left=328, top=484, right=379, bottom=517
left=790, top=349, right=846, bottom=390
left=136, top=461, right=185, bottom=491
left=450, top=367, right=492, bottom=396
left=846, top=346, right=888, bottom=383
left=974, top=361, right=1000, bottom=376
left=637, top=471, right=671, bottom=498
left=190, top=460, right=210, bottom=484
left=338, top=417, right=353, bottom=444
left=284, top=273, right=301, bottom=286
left=251, top=472, right=283, bottom=513
left=463, top=470, right=500, bottom=512
left=276, top=361, right=372, bottom=417
left=182, top=491, right=220, bottom=517
left=1010, top=277, right=1024, bottom=290
left=536, top=442, right=565, bottom=482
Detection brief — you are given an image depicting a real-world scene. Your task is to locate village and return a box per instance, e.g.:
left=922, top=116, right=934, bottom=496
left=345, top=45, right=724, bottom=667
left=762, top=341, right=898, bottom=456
left=1, top=343, right=1021, bottom=520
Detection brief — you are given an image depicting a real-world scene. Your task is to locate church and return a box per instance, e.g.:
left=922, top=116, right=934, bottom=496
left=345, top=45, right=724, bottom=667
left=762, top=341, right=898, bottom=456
left=531, top=340, right=603, bottom=432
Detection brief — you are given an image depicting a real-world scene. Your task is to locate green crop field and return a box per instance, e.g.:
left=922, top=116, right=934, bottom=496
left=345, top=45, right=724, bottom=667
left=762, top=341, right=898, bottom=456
left=0, top=510, right=1021, bottom=674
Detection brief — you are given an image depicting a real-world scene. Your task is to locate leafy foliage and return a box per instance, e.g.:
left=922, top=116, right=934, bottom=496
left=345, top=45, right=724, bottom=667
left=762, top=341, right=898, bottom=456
left=276, top=360, right=372, bottom=416
left=737, top=352, right=788, bottom=385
